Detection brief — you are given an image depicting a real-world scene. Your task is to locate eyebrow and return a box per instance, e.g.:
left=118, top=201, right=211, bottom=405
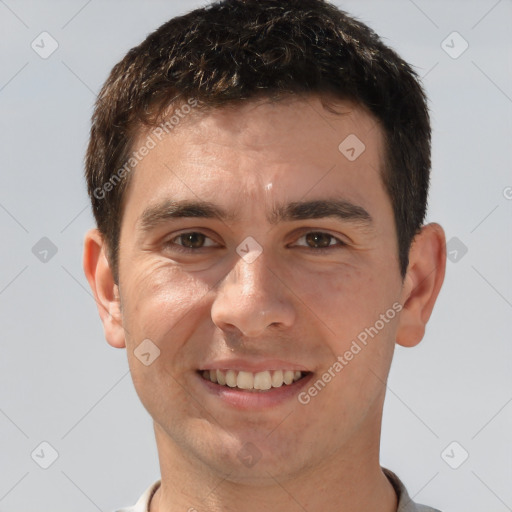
left=137, top=198, right=373, bottom=235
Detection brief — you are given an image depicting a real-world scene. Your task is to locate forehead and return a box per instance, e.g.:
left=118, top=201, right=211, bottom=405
left=122, top=96, right=388, bottom=225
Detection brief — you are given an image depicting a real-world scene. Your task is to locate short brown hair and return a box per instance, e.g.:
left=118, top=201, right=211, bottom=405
left=85, top=0, right=431, bottom=283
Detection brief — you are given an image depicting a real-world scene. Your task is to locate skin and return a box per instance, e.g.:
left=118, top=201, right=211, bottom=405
left=83, top=95, right=446, bottom=512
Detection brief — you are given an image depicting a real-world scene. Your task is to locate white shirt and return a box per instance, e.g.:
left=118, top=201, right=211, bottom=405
left=114, top=467, right=442, bottom=512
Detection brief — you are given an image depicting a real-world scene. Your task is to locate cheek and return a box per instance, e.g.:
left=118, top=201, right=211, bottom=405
left=121, top=260, right=211, bottom=348
left=297, top=262, right=398, bottom=372
left=297, top=263, right=377, bottom=337
left=122, top=263, right=211, bottom=418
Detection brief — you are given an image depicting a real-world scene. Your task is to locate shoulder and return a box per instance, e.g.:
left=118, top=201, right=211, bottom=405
left=112, top=480, right=161, bottom=512
left=382, top=467, right=442, bottom=512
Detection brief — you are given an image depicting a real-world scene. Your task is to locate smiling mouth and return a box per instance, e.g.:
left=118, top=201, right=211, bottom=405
left=198, top=369, right=310, bottom=392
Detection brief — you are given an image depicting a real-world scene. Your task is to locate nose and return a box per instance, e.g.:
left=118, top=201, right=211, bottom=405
left=211, top=251, right=296, bottom=338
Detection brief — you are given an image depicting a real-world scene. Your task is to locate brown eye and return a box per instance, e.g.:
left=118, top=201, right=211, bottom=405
left=292, top=231, right=346, bottom=251
left=304, top=232, right=333, bottom=248
left=177, top=232, right=206, bottom=248
left=164, top=231, right=220, bottom=254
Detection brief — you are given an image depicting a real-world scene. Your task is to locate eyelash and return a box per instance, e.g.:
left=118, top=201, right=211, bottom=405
left=164, top=231, right=346, bottom=254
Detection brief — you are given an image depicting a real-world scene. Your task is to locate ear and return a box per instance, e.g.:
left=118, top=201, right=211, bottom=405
left=83, top=228, right=126, bottom=349
left=396, top=223, right=446, bottom=348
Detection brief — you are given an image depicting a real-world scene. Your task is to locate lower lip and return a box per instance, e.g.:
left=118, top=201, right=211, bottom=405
left=196, top=372, right=314, bottom=410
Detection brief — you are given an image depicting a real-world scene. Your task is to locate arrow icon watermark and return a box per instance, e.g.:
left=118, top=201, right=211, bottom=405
left=236, top=236, right=263, bottom=263
left=446, top=236, right=468, bottom=263
left=338, top=134, right=365, bottom=161
left=134, top=339, right=161, bottom=366
left=32, top=237, right=58, bottom=263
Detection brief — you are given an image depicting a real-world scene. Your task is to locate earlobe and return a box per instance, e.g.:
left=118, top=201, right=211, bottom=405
left=83, top=228, right=126, bottom=349
left=396, top=223, right=446, bottom=348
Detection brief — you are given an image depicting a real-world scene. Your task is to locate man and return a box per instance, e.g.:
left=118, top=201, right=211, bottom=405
left=83, top=1, right=446, bottom=510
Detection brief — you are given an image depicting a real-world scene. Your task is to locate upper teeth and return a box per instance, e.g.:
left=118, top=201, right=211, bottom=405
left=202, top=369, right=304, bottom=391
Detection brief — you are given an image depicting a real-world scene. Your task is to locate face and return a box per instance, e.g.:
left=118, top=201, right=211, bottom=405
left=115, top=96, right=404, bottom=482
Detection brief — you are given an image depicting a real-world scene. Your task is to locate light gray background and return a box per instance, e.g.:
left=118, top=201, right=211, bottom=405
left=1, top=0, right=511, bottom=511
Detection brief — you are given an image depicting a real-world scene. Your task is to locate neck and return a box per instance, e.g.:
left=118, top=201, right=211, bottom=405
left=149, top=418, right=397, bottom=512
